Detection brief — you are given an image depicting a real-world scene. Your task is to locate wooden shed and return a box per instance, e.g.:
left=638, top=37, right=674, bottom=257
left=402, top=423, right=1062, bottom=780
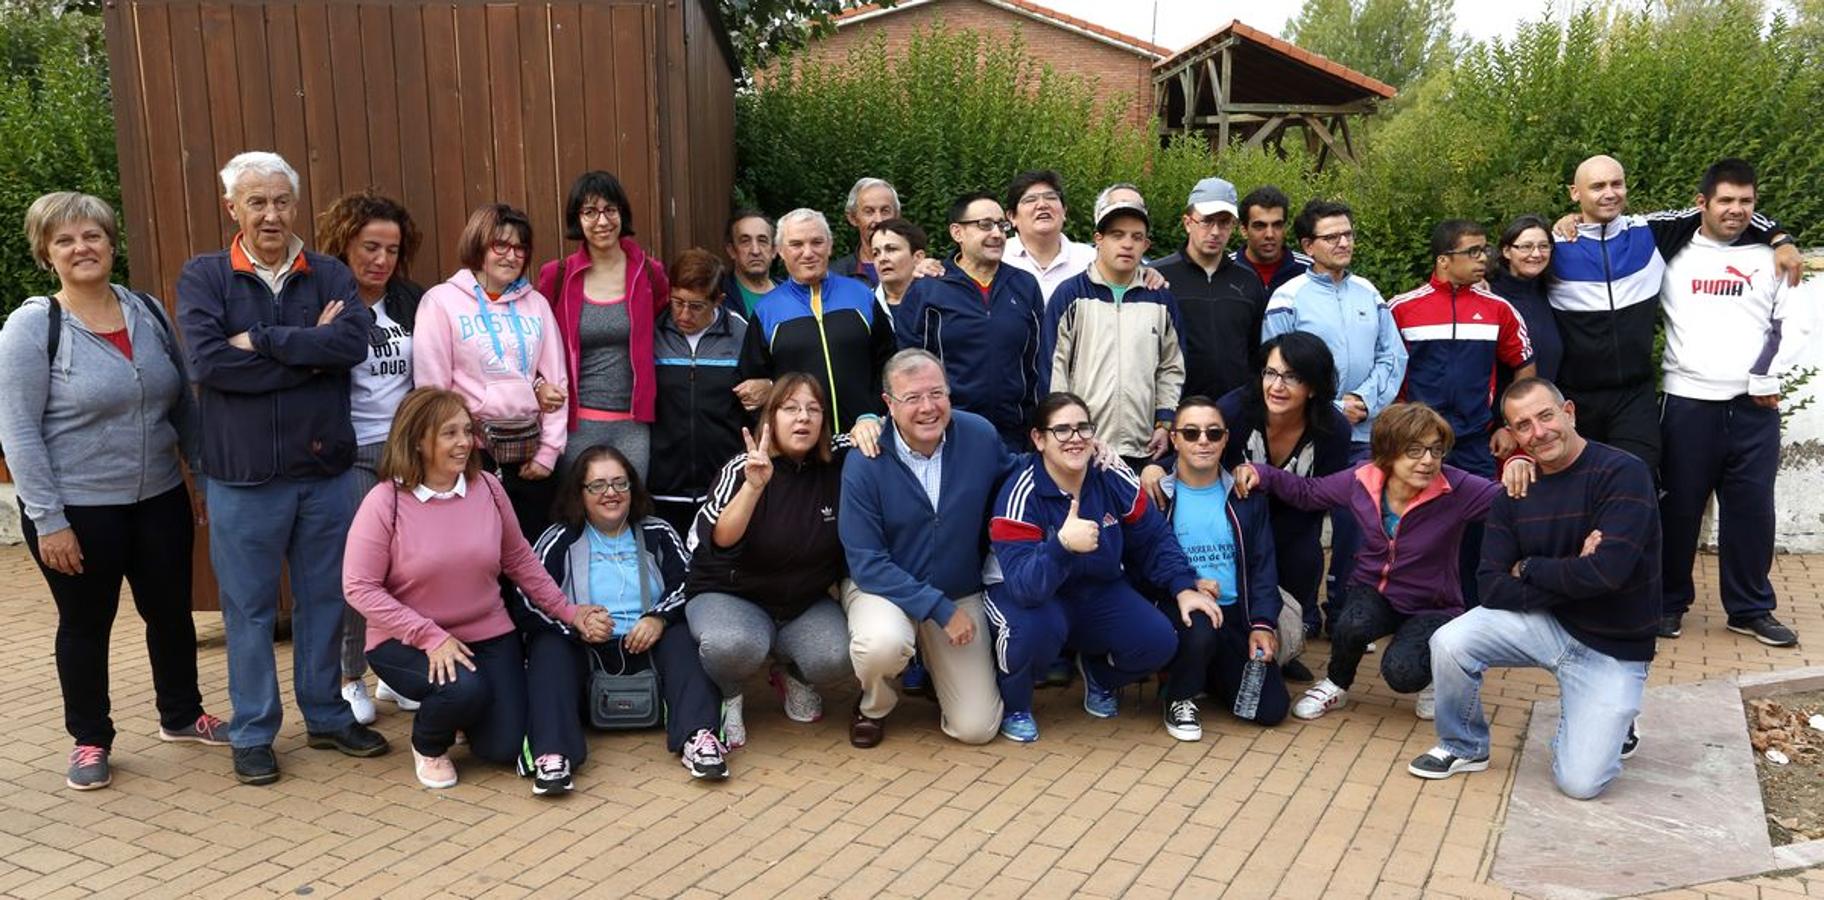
left=102, top=0, right=739, bottom=608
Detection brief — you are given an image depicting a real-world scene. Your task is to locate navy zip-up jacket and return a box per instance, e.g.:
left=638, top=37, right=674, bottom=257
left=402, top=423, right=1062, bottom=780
left=1157, top=470, right=1282, bottom=630
left=839, top=411, right=1020, bottom=626
left=177, top=241, right=371, bottom=484
left=989, top=461, right=1198, bottom=609
left=892, top=259, right=1044, bottom=442
left=650, top=307, right=750, bottom=511
left=515, top=516, right=692, bottom=639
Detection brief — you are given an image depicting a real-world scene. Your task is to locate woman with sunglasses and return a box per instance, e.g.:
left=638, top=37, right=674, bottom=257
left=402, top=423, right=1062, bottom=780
left=1234, top=403, right=1529, bottom=722
left=518, top=445, right=726, bottom=792
left=985, top=393, right=1216, bottom=743
left=415, top=203, right=569, bottom=540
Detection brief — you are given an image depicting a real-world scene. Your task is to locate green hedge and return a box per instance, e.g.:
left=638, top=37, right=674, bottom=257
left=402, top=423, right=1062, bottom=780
left=738, top=3, right=1823, bottom=296
left=0, top=9, right=119, bottom=314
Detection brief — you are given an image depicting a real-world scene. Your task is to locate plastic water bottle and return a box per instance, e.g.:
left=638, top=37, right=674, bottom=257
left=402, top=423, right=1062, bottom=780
left=1233, top=649, right=1267, bottom=720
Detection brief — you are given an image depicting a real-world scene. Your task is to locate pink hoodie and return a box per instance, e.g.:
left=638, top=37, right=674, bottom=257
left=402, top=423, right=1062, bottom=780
left=413, top=269, right=570, bottom=470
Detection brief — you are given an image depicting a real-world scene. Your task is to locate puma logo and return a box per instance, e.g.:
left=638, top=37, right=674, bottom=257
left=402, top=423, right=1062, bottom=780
left=1726, top=266, right=1758, bottom=288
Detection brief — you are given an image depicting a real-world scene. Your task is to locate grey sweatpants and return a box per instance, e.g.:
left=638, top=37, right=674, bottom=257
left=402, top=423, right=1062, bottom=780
left=340, top=441, right=385, bottom=678
left=683, top=592, right=853, bottom=698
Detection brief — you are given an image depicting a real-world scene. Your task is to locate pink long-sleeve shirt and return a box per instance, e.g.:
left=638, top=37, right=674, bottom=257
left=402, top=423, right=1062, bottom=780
left=343, top=471, right=577, bottom=651
left=413, top=268, right=570, bottom=470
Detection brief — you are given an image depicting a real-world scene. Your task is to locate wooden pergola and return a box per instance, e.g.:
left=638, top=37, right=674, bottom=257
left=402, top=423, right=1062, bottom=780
left=1154, top=20, right=1395, bottom=170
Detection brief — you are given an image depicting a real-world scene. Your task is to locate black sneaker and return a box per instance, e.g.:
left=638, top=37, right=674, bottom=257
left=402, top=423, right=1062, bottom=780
left=1281, top=659, right=1316, bottom=683
left=306, top=723, right=391, bottom=758
left=1728, top=615, right=1798, bottom=648
left=233, top=745, right=281, bottom=785
left=1407, top=746, right=1490, bottom=780
left=1163, top=699, right=1202, bottom=741
left=1621, top=718, right=1640, bottom=760
left=532, top=754, right=572, bottom=795
left=1657, top=614, right=1683, bottom=639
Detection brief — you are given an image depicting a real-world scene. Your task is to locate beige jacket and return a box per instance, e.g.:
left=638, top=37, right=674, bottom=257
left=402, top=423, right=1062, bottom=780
left=1048, top=265, right=1185, bottom=458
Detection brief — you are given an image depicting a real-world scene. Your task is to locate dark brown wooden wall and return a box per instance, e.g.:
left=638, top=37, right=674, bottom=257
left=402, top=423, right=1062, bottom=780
left=103, top=0, right=736, bottom=607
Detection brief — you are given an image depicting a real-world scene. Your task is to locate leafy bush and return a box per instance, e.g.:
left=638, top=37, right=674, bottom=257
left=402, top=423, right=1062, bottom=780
left=0, top=8, right=118, bottom=314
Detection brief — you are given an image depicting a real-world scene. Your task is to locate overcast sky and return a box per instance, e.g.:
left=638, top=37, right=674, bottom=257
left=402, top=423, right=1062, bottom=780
left=1039, top=0, right=1568, bottom=53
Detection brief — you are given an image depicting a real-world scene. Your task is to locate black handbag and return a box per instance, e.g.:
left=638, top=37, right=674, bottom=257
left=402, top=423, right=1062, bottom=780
left=585, top=548, right=662, bottom=730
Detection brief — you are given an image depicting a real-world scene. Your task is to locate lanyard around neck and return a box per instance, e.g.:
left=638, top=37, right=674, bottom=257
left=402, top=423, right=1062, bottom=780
left=472, top=279, right=532, bottom=377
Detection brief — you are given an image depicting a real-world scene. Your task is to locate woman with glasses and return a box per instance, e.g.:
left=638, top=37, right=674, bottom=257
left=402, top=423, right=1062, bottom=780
left=649, top=249, right=751, bottom=532
left=415, top=203, right=569, bottom=540
left=519, top=444, right=727, bottom=791
left=682, top=374, right=857, bottom=750
left=537, top=171, right=671, bottom=478
left=1489, top=215, right=1562, bottom=453
left=985, top=393, right=1216, bottom=742
left=1234, top=403, right=1529, bottom=722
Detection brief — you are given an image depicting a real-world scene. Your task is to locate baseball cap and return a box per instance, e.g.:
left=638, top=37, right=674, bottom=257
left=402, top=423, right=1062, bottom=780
left=1094, top=193, right=1149, bottom=232
left=1187, top=177, right=1239, bottom=218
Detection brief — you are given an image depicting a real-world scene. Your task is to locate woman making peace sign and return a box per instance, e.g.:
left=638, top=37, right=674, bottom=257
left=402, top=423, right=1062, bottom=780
left=682, top=374, right=858, bottom=750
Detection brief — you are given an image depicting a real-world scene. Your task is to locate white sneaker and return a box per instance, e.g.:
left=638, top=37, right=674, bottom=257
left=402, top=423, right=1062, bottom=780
left=1364, top=641, right=1378, bottom=653
left=771, top=668, right=823, bottom=723
left=375, top=679, right=421, bottom=712
left=722, top=695, right=747, bottom=750
left=1292, top=678, right=1348, bottom=720
left=1415, top=685, right=1436, bottom=721
left=341, top=681, right=377, bottom=725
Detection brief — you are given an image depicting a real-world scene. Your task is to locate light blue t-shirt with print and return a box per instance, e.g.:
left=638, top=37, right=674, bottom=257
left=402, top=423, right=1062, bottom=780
left=1172, top=480, right=1240, bottom=606
left=584, top=525, right=654, bottom=633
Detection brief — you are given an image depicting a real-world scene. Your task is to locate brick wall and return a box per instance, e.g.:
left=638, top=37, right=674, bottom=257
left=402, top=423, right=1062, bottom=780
left=796, top=0, right=1156, bottom=124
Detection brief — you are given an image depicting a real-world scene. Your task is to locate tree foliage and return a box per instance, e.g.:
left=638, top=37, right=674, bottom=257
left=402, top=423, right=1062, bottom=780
left=1282, top=0, right=1459, bottom=90
left=717, top=0, right=884, bottom=74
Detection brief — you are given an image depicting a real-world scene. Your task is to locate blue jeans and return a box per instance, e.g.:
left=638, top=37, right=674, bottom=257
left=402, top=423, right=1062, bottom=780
left=208, top=473, right=358, bottom=748
left=1430, top=606, right=1648, bottom=799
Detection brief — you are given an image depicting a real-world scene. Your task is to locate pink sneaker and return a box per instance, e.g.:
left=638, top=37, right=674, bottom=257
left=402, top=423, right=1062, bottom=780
left=413, top=750, right=458, bottom=789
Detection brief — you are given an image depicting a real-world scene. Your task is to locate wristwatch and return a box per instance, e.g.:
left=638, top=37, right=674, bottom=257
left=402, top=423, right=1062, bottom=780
left=1516, top=558, right=1530, bottom=581
left=1770, top=234, right=1795, bottom=249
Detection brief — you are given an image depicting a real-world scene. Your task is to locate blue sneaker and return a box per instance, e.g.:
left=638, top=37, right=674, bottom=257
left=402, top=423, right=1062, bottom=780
left=1000, top=711, right=1039, bottom=743
left=902, top=657, right=929, bottom=695
left=1079, top=657, right=1118, bottom=718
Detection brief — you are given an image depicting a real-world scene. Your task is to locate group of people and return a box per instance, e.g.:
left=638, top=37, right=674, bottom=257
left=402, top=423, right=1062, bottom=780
left=2, top=146, right=1809, bottom=806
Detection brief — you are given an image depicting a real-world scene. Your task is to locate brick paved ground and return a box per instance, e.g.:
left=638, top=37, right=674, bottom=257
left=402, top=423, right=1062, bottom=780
left=0, top=545, right=1818, bottom=899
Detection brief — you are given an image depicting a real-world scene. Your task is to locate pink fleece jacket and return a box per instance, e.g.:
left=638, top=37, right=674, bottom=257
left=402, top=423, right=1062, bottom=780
left=535, top=238, right=670, bottom=429
left=342, top=472, right=578, bottom=652
left=414, top=269, right=570, bottom=470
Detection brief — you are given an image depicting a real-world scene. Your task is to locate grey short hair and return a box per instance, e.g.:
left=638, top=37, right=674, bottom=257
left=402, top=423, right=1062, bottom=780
left=844, top=177, right=901, bottom=216
left=1501, top=376, right=1566, bottom=411
left=775, top=208, right=833, bottom=246
left=220, top=151, right=301, bottom=198
left=883, top=348, right=944, bottom=392
left=24, top=191, right=118, bottom=270
left=1093, top=182, right=1144, bottom=211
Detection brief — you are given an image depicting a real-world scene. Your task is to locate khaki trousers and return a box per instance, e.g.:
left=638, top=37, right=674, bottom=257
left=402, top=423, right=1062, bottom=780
left=840, top=579, right=1002, bottom=744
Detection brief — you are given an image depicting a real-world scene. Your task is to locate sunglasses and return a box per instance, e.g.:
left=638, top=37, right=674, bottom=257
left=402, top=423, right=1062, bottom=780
left=1174, top=426, right=1227, bottom=443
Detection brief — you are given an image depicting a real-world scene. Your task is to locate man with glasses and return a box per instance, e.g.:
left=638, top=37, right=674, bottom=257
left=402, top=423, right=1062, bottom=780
left=1234, top=185, right=1311, bottom=294
left=1043, top=189, right=1187, bottom=472
left=1389, top=219, right=1534, bottom=606
left=893, top=192, right=1045, bottom=451
left=838, top=349, right=1015, bottom=747
left=1003, top=170, right=1097, bottom=304
left=1154, top=177, right=1268, bottom=403
left=1262, top=199, right=1407, bottom=624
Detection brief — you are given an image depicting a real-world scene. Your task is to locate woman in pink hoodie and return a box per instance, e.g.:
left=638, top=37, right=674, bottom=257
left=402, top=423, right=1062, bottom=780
left=415, top=204, right=570, bottom=539
left=535, top=171, right=670, bottom=479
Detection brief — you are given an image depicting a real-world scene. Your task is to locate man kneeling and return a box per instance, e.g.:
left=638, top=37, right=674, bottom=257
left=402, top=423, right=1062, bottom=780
left=1410, top=378, right=1655, bottom=799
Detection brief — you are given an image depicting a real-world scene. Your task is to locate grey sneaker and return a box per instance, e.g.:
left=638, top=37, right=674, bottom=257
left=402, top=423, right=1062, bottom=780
left=66, top=745, right=110, bottom=791
left=158, top=712, right=229, bottom=746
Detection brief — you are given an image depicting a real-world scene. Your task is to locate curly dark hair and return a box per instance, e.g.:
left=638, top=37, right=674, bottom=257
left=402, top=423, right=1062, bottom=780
left=314, top=190, right=424, bottom=282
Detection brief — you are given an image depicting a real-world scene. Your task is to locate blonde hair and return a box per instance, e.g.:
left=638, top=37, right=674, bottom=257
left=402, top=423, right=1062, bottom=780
left=24, top=192, right=117, bottom=270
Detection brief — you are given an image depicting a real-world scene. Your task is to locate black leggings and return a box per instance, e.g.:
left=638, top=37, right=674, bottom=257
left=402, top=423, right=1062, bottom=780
left=22, top=486, right=202, bottom=748
left=1326, top=584, right=1451, bottom=693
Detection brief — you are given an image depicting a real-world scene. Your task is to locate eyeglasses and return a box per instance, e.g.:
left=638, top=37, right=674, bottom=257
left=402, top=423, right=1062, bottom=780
left=888, top=388, right=950, bottom=407
left=1508, top=242, right=1551, bottom=255
left=1174, top=425, right=1227, bottom=443
left=779, top=403, right=822, bottom=419
left=1403, top=444, right=1446, bottom=461
left=670, top=298, right=715, bottom=313
left=954, top=217, right=1012, bottom=234
left=1445, top=245, right=1491, bottom=259
left=1185, top=214, right=1234, bottom=230
left=1044, top=421, right=1096, bottom=441
left=1017, top=191, right=1062, bottom=207
left=579, top=206, right=621, bottom=222
left=488, top=240, right=529, bottom=258
left=1311, top=230, right=1355, bottom=246
left=584, top=477, right=631, bottom=495
left=1262, top=366, right=1304, bottom=388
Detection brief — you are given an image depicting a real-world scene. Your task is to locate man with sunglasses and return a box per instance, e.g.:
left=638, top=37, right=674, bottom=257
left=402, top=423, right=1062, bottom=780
left=1389, top=219, right=1535, bottom=606
left=1153, top=178, right=1269, bottom=404
left=892, top=192, right=1045, bottom=451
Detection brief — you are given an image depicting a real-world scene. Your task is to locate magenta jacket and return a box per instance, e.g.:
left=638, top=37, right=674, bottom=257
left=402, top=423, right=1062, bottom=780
left=535, top=237, right=671, bottom=428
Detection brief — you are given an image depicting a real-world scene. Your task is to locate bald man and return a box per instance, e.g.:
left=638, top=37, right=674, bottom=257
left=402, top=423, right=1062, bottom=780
left=1545, top=154, right=1801, bottom=473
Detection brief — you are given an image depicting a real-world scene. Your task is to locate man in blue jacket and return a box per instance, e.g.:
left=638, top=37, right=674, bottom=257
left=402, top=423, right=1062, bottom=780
left=176, top=151, right=388, bottom=785
left=893, top=192, right=1045, bottom=451
left=839, top=349, right=1017, bottom=748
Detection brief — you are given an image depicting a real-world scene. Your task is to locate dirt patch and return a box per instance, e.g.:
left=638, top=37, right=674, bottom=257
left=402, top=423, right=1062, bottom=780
left=1747, top=690, right=1824, bottom=845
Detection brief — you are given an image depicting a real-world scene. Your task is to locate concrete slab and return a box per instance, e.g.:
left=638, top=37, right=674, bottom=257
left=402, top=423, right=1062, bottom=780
left=0, top=484, right=18, bottom=545
left=1492, top=677, right=1776, bottom=899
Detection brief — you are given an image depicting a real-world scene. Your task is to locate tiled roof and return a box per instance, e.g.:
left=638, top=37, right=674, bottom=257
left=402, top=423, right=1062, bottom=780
left=1159, top=18, right=1397, bottom=99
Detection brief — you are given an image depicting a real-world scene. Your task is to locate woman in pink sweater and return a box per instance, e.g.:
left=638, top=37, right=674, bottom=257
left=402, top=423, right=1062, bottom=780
left=344, top=388, right=611, bottom=789
left=414, top=204, right=570, bottom=541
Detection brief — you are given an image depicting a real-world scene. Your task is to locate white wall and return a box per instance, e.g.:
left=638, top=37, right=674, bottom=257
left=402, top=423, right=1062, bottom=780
left=1769, top=270, right=1824, bottom=551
